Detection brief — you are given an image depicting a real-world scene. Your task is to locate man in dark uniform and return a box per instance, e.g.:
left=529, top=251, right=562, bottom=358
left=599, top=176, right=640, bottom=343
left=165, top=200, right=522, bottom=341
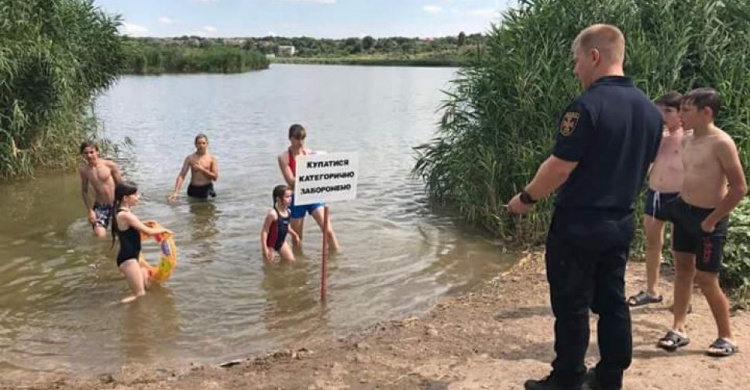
left=507, top=24, right=662, bottom=390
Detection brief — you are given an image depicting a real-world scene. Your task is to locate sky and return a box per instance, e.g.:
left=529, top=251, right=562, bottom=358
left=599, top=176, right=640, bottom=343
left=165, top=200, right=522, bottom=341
left=94, top=0, right=514, bottom=39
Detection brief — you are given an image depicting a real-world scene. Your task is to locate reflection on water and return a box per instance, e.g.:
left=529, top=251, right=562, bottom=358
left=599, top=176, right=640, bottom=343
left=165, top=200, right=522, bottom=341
left=186, top=201, right=220, bottom=262
left=0, top=64, right=519, bottom=376
left=261, top=261, right=323, bottom=336
left=120, top=288, right=181, bottom=364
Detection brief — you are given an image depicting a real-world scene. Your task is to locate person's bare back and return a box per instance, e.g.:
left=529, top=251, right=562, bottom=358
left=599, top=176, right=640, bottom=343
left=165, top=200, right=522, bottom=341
left=680, top=128, right=732, bottom=208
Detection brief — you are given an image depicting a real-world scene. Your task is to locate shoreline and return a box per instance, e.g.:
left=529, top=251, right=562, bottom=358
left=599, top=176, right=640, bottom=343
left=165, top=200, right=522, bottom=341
left=270, top=57, right=465, bottom=68
left=4, top=252, right=748, bottom=389
left=120, top=66, right=270, bottom=76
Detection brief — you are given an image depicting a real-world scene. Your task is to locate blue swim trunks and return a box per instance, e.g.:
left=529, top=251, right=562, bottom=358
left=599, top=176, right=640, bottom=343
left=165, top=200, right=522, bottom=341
left=92, top=202, right=113, bottom=229
left=290, top=196, right=324, bottom=219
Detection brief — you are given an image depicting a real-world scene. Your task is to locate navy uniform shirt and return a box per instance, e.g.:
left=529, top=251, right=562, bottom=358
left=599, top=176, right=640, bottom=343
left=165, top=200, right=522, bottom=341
left=553, top=76, right=662, bottom=213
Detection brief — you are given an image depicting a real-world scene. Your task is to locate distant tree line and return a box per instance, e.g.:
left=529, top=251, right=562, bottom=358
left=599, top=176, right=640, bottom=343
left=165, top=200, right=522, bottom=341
left=124, top=32, right=486, bottom=59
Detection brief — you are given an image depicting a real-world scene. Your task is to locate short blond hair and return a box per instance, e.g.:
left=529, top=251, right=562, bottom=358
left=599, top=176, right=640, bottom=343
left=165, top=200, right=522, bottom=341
left=572, top=24, right=625, bottom=65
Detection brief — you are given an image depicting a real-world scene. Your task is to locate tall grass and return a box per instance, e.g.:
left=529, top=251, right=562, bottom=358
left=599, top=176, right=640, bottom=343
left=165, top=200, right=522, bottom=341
left=414, top=0, right=750, bottom=246
left=123, top=41, right=269, bottom=74
left=0, top=0, right=124, bottom=178
left=724, top=198, right=750, bottom=300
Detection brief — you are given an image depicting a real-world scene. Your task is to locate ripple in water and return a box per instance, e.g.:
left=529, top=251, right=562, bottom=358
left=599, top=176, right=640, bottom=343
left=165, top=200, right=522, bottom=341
left=0, top=64, right=518, bottom=376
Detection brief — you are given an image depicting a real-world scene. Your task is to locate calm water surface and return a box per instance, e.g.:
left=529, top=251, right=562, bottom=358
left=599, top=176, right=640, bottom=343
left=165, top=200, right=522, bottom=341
left=0, top=64, right=516, bottom=377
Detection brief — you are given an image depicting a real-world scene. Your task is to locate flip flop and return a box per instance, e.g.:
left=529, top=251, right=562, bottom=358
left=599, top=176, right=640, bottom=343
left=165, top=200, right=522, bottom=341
left=627, top=290, right=663, bottom=307
left=658, top=330, right=690, bottom=352
left=707, top=338, right=739, bottom=357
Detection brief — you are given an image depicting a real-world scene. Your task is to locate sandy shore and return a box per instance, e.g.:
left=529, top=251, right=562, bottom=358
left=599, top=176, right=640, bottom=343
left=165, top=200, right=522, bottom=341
left=3, top=252, right=747, bottom=390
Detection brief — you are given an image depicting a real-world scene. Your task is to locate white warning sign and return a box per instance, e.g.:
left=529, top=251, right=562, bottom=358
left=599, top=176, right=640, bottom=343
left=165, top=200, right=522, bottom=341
left=294, top=152, right=359, bottom=206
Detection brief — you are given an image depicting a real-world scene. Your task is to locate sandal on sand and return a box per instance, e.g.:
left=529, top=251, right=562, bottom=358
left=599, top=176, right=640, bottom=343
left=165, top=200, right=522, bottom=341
left=627, top=291, right=663, bottom=307
left=658, top=330, right=690, bottom=352
left=707, top=338, right=738, bottom=357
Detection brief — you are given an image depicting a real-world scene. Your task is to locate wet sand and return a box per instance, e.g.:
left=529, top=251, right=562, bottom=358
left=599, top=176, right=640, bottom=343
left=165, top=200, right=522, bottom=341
left=3, top=252, right=747, bottom=390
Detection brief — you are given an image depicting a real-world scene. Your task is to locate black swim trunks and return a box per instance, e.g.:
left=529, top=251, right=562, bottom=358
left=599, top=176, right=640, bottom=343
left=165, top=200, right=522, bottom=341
left=670, top=197, right=728, bottom=273
left=644, top=188, right=678, bottom=222
left=92, top=203, right=113, bottom=229
left=187, top=183, right=216, bottom=199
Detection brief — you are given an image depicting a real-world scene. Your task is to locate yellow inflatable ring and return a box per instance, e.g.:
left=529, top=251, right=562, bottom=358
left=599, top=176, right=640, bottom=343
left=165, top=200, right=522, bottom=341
left=138, top=221, right=177, bottom=282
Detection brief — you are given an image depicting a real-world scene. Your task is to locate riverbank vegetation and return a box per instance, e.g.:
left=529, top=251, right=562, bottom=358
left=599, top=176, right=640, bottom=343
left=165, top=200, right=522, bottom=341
left=413, top=0, right=750, bottom=290
left=271, top=54, right=465, bottom=67
left=724, top=198, right=750, bottom=299
left=268, top=34, right=483, bottom=66
left=122, top=38, right=269, bottom=74
left=127, top=33, right=486, bottom=68
left=262, top=33, right=484, bottom=58
left=0, top=0, right=125, bottom=178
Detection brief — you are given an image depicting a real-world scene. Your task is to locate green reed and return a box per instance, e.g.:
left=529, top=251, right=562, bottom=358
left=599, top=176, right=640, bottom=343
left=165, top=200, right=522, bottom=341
left=0, top=0, right=125, bottom=178
left=123, top=40, right=269, bottom=75
left=414, top=0, right=750, bottom=247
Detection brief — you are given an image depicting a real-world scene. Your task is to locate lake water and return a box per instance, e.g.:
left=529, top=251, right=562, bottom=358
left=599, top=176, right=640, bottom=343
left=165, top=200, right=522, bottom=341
left=0, top=64, right=516, bottom=378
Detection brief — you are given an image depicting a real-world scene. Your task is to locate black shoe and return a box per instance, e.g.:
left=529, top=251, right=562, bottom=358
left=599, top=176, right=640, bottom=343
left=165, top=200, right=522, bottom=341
left=584, top=368, right=620, bottom=390
left=524, top=376, right=582, bottom=390
left=584, top=369, right=600, bottom=390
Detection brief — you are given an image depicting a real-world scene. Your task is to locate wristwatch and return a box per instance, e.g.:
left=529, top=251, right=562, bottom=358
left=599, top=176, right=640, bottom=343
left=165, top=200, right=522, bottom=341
left=519, top=189, right=537, bottom=205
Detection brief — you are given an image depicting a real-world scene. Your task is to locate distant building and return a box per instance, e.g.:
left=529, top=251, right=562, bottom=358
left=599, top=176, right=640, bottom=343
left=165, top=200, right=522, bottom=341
left=277, top=45, right=296, bottom=57
left=225, top=38, right=246, bottom=46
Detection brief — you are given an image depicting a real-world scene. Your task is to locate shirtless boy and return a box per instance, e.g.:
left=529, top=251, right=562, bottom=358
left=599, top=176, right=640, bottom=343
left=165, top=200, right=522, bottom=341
left=657, top=88, right=746, bottom=357
left=79, top=140, right=123, bottom=237
left=628, top=92, right=687, bottom=307
left=167, top=134, right=218, bottom=202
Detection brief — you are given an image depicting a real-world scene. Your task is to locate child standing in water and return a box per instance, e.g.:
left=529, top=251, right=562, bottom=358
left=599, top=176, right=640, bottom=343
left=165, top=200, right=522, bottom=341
left=261, top=185, right=300, bottom=263
left=112, top=182, right=171, bottom=303
left=277, top=124, right=340, bottom=251
left=167, top=133, right=219, bottom=203
left=79, top=140, right=123, bottom=238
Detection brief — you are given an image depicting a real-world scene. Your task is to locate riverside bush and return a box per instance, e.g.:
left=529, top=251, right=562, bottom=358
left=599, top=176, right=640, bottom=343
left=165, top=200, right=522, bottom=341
left=414, top=0, right=750, bottom=247
left=123, top=40, right=269, bottom=74
left=0, top=0, right=124, bottom=178
left=723, top=198, right=750, bottom=299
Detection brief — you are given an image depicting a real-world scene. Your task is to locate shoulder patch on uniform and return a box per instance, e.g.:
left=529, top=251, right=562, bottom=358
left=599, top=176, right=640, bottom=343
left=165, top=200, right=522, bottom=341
left=560, top=112, right=580, bottom=137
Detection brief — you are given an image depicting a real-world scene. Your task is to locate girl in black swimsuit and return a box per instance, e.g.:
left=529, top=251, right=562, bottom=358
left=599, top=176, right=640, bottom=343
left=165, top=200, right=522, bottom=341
left=111, top=182, right=170, bottom=303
